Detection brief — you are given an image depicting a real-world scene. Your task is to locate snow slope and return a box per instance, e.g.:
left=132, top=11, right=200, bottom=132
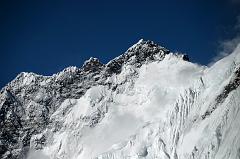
left=0, top=40, right=240, bottom=159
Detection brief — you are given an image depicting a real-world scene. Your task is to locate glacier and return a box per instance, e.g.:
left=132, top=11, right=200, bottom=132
left=0, top=39, right=240, bottom=159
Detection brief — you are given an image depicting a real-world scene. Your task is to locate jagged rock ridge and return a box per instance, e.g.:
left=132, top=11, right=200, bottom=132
left=0, top=39, right=240, bottom=159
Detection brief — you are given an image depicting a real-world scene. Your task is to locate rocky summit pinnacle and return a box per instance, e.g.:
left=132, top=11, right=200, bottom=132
left=105, top=39, right=172, bottom=74
left=2, top=40, right=239, bottom=159
left=82, top=57, right=103, bottom=72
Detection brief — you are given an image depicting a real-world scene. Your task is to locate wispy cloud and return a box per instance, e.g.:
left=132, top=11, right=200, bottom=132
left=230, top=0, right=240, bottom=4
left=234, top=15, right=240, bottom=30
left=210, top=15, right=240, bottom=65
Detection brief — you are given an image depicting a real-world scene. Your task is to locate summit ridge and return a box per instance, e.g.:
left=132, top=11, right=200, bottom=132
left=1, top=40, right=239, bottom=159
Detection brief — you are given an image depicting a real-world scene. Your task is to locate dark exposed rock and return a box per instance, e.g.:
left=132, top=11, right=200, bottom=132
left=105, top=39, right=169, bottom=75
left=202, top=66, right=240, bottom=120
left=82, top=57, right=104, bottom=72
left=216, top=67, right=240, bottom=103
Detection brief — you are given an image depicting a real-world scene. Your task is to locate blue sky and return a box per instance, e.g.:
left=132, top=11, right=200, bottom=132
left=0, top=0, right=240, bottom=88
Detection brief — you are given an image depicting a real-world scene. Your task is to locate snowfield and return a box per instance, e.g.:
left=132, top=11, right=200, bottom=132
left=1, top=40, right=240, bottom=159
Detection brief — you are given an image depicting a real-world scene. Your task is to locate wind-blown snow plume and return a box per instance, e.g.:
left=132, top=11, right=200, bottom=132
left=211, top=15, right=240, bottom=64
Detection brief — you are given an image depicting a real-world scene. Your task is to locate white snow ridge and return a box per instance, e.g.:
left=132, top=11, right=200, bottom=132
left=1, top=39, right=240, bottom=159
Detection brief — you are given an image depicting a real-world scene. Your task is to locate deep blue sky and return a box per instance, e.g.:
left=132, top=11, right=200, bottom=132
left=1, top=0, right=240, bottom=88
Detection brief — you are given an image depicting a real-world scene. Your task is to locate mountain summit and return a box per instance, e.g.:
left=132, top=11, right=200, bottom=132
left=1, top=40, right=240, bottom=159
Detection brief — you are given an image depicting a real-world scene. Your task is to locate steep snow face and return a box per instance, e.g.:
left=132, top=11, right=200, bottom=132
left=95, top=45, right=240, bottom=159
left=176, top=46, right=240, bottom=159
left=40, top=53, right=203, bottom=159
left=0, top=40, right=240, bottom=159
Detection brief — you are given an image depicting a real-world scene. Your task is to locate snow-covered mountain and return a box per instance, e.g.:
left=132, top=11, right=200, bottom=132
left=1, top=39, right=240, bottom=159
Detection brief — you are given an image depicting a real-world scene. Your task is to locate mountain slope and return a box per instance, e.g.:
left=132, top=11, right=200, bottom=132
left=0, top=40, right=240, bottom=159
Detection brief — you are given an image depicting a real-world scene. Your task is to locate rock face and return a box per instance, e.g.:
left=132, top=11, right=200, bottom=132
left=0, top=39, right=240, bottom=159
